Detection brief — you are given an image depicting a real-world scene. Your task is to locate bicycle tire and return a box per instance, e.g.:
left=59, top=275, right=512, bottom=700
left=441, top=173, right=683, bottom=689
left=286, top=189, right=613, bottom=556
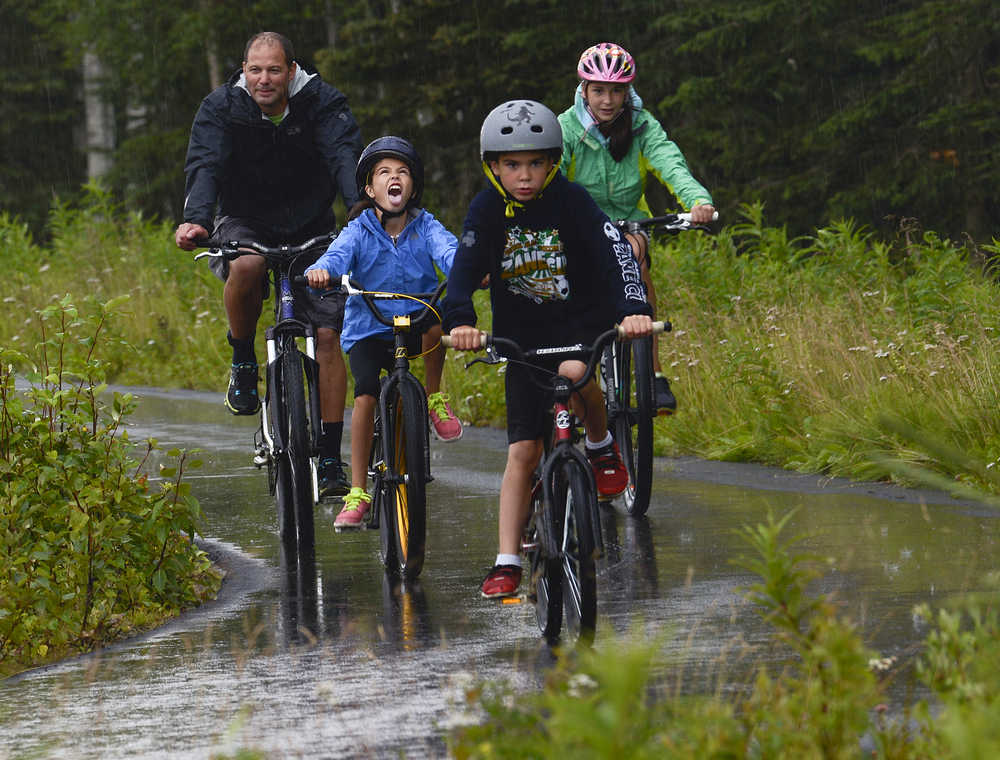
left=611, top=337, right=655, bottom=516
left=371, top=403, right=396, bottom=568
left=280, top=341, right=315, bottom=551
left=553, top=458, right=597, bottom=644
left=529, top=479, right=563, bottom=643
left=384, top=380, right=427, bottom=579
left=272, top=454, right=297, bottom=546
left=268, top=362, right=297, bottom=545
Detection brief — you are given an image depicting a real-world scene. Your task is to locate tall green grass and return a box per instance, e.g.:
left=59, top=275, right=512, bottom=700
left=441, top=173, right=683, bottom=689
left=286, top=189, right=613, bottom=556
left=2, top=185, right=227, bottom=390
left=650, top=203, right=1000, bottom=491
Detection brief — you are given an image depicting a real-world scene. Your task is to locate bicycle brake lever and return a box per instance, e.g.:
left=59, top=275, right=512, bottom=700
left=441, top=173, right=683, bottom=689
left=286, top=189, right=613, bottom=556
left=464, top=346, right=506, bottom=369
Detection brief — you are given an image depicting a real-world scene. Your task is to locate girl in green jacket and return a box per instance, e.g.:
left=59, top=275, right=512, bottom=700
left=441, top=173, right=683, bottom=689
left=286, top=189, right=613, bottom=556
left=558, top=42, right=716, bottom=412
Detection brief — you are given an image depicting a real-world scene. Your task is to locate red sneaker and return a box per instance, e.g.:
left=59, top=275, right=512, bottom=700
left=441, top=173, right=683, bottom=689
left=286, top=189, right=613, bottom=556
left=587, top=441, right=628, bottom=500
left=480, top=565, right=522, bottom=598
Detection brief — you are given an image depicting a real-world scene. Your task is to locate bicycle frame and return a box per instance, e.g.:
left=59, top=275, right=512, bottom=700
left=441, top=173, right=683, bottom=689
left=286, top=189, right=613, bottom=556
left=260, top=269, right=322, bottom=465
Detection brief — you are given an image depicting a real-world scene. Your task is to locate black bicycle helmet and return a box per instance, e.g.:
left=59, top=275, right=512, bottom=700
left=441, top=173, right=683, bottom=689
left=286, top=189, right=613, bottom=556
left=355, top=136, right=425, bottom=208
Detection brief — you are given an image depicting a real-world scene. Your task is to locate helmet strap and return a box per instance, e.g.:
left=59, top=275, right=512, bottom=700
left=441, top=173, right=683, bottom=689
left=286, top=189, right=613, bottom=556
left=372, top=199, right=408, bottom=219
left=482, top=161, right=559, bottom=218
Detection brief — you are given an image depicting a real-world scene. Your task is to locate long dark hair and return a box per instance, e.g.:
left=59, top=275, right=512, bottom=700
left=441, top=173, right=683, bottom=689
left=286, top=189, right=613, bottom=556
left=347, top=197, right=373, bottom=222
left=586, top=82, right=634, bottom=162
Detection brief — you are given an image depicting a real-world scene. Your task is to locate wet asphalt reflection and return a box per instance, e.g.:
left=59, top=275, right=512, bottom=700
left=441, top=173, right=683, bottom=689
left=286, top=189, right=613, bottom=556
left=1, top=387, right=997, bottom=758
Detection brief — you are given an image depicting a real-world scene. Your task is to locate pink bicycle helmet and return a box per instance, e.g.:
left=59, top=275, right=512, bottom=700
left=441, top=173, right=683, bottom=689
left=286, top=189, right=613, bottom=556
left=577, top=42, right=636, bottom=83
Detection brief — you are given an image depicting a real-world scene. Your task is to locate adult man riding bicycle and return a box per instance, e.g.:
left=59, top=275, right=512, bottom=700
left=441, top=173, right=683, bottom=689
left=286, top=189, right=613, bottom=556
left=174, top=31, right=361, bottom=497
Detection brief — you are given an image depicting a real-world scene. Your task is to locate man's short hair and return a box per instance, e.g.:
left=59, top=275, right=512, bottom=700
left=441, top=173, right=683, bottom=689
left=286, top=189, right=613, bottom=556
left=243, top=32, right=295, bottom=66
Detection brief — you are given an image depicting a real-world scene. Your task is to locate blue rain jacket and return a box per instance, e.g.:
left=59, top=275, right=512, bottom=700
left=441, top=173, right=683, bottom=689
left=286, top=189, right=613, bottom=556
left=306, top=208, right=457, bottom=352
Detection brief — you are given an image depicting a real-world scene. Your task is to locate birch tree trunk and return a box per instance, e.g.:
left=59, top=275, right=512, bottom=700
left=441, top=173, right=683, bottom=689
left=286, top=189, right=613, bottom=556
left=82, top=48, right=114, bottom=180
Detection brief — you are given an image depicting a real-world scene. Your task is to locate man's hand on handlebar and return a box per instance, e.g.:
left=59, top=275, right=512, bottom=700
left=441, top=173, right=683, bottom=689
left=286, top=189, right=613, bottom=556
left=448, top=325, right=483, bottom=351
left=175, top=222, right=209, bottom=251
left=619, top=314, right=654, bottom=339
left=306, top=268, right=332, bottom=290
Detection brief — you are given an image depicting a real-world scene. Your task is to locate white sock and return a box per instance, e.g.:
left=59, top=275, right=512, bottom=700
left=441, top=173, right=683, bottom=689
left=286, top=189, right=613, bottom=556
left=585, top=431, right=613, bottom=450
left=495, top=553, right=521, bottom=568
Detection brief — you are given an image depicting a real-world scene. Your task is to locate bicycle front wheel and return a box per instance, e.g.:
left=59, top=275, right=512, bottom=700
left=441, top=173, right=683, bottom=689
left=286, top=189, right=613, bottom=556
left=552, top=458, right=598, bottom=644
left=609, top=337, right=655, bottom=516
left=384, top=381, right=427, bottom=579
left=280, top=343, right=315, bottom=551
left=528, top=478, right=563, bottom=644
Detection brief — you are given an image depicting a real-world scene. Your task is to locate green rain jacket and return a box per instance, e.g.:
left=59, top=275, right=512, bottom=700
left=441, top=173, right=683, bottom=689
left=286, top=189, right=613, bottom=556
left=558, top=84, right=712, bottom=221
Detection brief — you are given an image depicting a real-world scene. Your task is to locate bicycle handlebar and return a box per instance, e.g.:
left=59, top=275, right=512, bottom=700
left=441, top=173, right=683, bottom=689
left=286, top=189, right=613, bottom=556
left=440, top=321, right=666, bottom=351
left=616, top=211, right=719, bottom=234
left=191, top=234, right=335, bottom=262
left=442, top=322, right=666, bottom=395
left=331, top=275, right=447, bottom=330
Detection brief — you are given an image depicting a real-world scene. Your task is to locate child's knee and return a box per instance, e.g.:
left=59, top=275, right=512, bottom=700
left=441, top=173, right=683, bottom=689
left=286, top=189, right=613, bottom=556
left=507, top=439, right=542, bottom=469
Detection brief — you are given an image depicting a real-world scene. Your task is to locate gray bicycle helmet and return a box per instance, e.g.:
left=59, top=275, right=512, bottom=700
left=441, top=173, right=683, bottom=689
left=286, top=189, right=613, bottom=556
left=356, top=135, right=425, bottom=207
left=479, top=100, right=562, bottom=159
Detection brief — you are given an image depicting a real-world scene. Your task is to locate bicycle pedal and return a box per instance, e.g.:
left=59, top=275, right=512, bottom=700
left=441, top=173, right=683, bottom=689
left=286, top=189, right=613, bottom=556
left=252, top=453, right=269, bottom=468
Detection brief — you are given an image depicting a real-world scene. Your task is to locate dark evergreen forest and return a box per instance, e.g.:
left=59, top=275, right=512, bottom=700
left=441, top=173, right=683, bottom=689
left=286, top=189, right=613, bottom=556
left=3, top=0, right=997, bottom=242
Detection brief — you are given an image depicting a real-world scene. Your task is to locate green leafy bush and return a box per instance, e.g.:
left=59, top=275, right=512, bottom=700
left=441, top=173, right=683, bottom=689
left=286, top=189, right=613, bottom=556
left=0, top=296, right=220, bottom=677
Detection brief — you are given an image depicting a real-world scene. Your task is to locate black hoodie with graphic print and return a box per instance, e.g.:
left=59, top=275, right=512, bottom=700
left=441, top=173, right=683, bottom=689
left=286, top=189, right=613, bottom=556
left=443, top=171, right=651, bottom=350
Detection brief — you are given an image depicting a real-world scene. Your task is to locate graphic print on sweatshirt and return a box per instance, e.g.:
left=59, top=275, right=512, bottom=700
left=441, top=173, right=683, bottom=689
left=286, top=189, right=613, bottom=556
left=500, top=226, right=570, bottom=304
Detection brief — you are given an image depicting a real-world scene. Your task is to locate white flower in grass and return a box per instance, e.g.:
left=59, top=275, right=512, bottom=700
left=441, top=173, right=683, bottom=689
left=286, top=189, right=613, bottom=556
left=567, top=673, right=599, bottom=698
left=929, top=371, right=938, bottom=377
left=847, top=346, right=869, bottom=352
left=875, top=350, right=889, bottom=358
left=38, top=263, right=50, bottom=273
left=879, top=375, right=889, bottom=382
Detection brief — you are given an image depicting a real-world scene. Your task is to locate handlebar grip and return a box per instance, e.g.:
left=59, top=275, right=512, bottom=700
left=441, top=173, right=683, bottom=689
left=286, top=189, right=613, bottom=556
left=678, top=211, right=720, bottom=222
left=615, top=320, right=666, bottom=339
left=441, top=332, right=487, bottom=349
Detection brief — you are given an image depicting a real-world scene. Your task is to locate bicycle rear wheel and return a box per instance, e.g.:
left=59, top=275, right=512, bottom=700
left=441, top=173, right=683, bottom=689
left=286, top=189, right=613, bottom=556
left=383, top=380, right=427, bottom=579
left=607, top=337, right=655, bottom=516
left=280, top=341, right=315, bottom=551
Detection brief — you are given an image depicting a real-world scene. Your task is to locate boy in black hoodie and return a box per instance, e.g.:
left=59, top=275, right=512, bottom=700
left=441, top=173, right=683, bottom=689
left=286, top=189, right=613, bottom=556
left=443, top=100, right=653, bottom=599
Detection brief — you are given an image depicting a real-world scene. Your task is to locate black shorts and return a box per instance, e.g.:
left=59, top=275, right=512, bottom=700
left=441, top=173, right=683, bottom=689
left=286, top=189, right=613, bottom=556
left=208, top=216, right=346, bottom=332
left=503, top=326, right=608, bottom=444
left=348, top=332, right=425, bottom=399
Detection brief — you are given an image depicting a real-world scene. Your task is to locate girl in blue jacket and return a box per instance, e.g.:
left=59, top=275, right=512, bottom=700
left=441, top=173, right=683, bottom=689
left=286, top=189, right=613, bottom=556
left=306, top=137, right=460, bottom=530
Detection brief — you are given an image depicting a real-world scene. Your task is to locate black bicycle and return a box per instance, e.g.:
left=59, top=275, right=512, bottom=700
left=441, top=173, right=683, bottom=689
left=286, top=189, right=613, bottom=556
left=445, top=326, right=638, bottom=644
left=330, top=275, right=446, bottom=580
left=606, top=211, right=716, bottom=516
left=195, top=234, right=334, bottom=552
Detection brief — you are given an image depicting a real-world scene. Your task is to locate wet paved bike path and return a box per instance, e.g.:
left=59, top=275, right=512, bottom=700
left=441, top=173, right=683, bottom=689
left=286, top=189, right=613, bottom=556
left=1, top=387, right=997, bottom=758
